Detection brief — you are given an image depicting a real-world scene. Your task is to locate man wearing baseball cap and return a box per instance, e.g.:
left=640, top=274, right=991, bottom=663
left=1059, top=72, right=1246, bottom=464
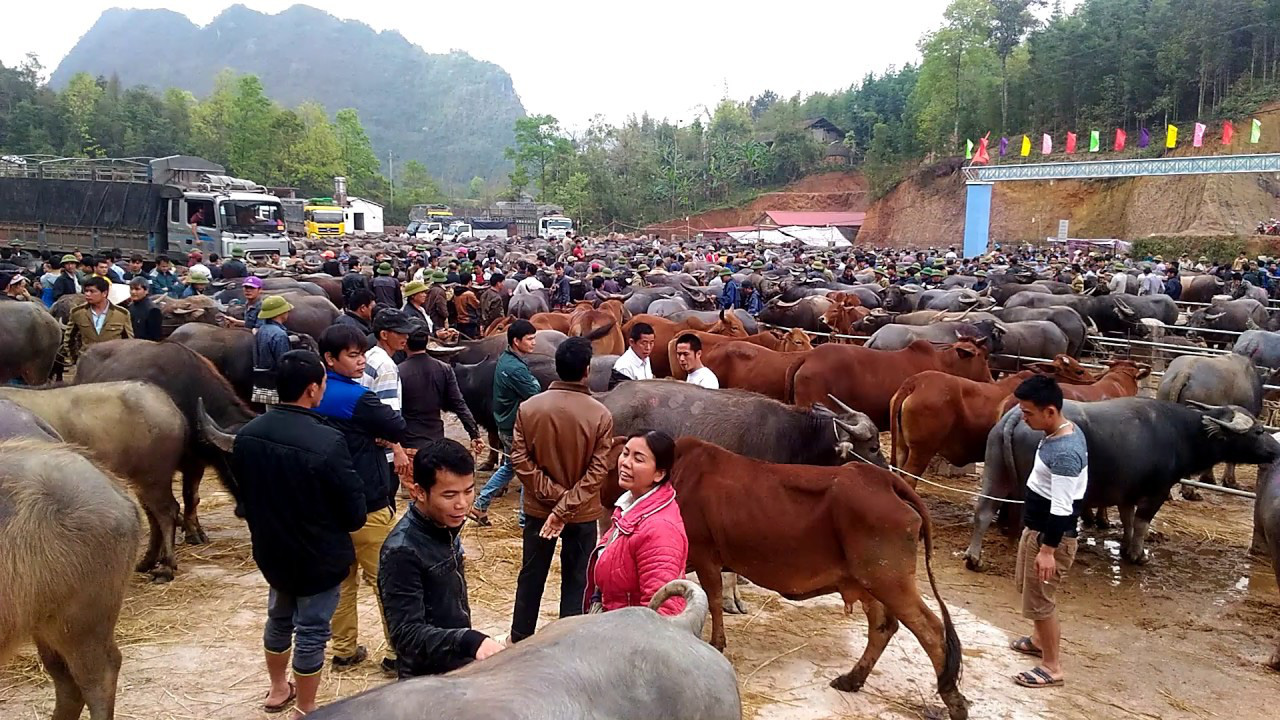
left=228, top=277, right=265, bottom=330
left=251, top=296, right=294, bottom=405
left=364, top=309, right=417, bottom=484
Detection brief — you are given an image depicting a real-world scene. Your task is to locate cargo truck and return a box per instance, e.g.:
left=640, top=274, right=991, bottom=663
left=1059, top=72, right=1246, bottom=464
left=0, top=154, right=291, bottom=259
left=303, top=197, right=345, bottom=238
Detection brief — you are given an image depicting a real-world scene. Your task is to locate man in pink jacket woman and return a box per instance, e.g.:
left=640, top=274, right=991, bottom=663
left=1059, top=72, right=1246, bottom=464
left=585, top=430, right=689, bottom=616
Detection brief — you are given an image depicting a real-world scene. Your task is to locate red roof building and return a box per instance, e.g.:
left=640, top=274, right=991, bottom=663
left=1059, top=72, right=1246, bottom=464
left=754, top=211, right=865, bottom=227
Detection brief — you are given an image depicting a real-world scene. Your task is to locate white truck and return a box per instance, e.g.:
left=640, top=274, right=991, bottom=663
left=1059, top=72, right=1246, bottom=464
left=538, top=214, right=574, bottom=239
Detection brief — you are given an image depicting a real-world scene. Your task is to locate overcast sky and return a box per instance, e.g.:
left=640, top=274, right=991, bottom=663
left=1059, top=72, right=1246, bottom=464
left=4, top=1, right=959, bottom=130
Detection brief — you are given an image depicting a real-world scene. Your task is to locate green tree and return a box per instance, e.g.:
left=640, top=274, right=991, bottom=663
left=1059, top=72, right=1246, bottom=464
left=286, top=102, right=344, bottom=193
left=504, top=114, right=574, bottom=200
left=467, top=175, right=485, bottom=198
left=60, top=72, right=102, bottom=156
left=988, top=0, right=1043, bottom=131
left=334, top=107, right=380, bottom=194
left=190, top=70, right=237, bottom=165
left=227, top=75, right=276, bottom=180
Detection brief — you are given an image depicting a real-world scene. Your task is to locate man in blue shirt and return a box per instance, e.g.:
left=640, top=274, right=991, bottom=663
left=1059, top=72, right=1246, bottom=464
left=252, top=296, right=293, bottom=405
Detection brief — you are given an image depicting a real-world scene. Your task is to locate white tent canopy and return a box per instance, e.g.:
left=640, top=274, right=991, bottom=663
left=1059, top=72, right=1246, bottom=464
left=729, top=225, right=851, bottom=248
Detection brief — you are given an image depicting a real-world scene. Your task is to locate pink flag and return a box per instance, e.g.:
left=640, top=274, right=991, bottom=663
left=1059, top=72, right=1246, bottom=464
left=1222, top=121, right=1234, bottom=145
left=1193, top=122, right=1206, bottom=147
left=1042, top=134, right=1052, bottom=155
left=1066, top=132, right=1077, bottom=154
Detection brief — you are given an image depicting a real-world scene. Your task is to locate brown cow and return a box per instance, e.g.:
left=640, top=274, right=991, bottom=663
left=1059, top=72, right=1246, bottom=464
left=668, top=328, right=811, bottom=381
left=703, top=342, right=813, bottom=401
left=482, top=315, right=515, bottom=337
left=672, top=438, right=968, bottom=720
left=622, top=311, right=748, bottom=377
left=529, top=311, right=572, bottom=333
left=999, top=359, right=1149, bottom=411
left=788, top=339, right=993, bottom=428
left=821, top=293, right=874, bottom=337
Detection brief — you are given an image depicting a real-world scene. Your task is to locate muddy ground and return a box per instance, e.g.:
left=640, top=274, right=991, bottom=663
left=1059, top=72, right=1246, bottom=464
left=2, top=421, right=1278, bottom=720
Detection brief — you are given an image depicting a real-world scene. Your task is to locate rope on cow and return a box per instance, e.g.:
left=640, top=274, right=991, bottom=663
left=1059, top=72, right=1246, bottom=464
left=846, top=449, right=1026, bottom=505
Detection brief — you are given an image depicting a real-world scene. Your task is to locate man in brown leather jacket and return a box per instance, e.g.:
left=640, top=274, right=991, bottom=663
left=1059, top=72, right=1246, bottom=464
left=508, top=337, right=613, bottom=643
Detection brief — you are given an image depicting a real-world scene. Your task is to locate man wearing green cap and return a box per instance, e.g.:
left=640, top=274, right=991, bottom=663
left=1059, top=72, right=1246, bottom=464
left=252, top=296, right=295, bottom=405
left=718, top=268, right=740, bottom=310
left=372, top=262, right=401, bottom=309
left=51, top=254, right=81, bottom=302
left=425, top=270, right=450, bottom=332
left=222, top=246, right=248, bottom=279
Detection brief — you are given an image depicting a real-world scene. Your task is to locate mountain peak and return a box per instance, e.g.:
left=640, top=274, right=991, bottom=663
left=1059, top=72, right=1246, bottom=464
left=51, top=5, right=524, bottom=184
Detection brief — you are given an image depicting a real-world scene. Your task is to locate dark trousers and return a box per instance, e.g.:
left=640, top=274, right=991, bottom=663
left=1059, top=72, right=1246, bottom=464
left=510, top=515, right=595, bottom=641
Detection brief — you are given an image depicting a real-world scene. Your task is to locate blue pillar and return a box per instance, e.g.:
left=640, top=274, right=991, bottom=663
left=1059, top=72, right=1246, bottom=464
left=963, top=182, right=993, bottom=258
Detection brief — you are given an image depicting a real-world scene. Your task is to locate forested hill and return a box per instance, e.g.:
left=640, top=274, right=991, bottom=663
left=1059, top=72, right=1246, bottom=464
left=50, top=4, right=525, bottom=184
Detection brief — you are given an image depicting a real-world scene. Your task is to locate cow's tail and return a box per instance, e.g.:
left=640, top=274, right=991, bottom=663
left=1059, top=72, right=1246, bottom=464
left=581, top=317, right=617, bottom=342
left=891, top=476, right=963, bottom=695
left=889, top=378, right=915, bottom=469
left=783, top=355, right=805, bottom=404
left=1163, top=363, right=1191, bottom=404
left=649, top=579, right=708, bottom=637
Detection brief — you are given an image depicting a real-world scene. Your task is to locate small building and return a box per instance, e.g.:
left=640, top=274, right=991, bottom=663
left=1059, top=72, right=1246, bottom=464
left=344, top=197, right=384, bottom=235
left=752, top=210, right=865, bottom=243
left=801, top=117, right=846, bottom=145
left=824, top=142, right=853, bottom=166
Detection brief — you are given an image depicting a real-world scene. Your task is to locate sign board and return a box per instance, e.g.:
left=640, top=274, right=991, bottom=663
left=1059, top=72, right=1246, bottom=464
left=1057, top=220, right=1069, bottom=241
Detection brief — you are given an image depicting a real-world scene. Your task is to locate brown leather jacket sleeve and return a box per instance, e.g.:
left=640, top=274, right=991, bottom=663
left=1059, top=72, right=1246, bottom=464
left=510, top=411, right=564, bottom=506
left=552, top=412, right=615, bottom=521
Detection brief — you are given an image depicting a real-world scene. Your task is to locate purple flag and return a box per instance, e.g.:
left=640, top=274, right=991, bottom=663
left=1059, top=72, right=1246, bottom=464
left=999, top=137, right=1009, bottom=156
left=1138, top=127, right=1150, bottom=148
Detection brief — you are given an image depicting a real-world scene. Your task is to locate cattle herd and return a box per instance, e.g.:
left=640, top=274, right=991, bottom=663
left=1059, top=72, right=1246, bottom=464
left=2, top=235, right=1280, bottom=719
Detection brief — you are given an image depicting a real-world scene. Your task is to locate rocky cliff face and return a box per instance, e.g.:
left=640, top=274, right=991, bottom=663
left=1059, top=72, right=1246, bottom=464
left=52, top=4, right=525, bottom=184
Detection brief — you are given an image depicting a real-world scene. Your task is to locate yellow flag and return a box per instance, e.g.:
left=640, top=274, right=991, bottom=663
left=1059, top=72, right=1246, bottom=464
left=1020, top=135, right=1031, bottom=157
left=1166, top=124, right=1178, bottom=148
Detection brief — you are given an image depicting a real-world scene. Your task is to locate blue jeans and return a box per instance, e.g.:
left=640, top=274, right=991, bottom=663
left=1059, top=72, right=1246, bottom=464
left=475, top=432, right=522, bottom=519
left=263, top=584, right=342, bottom=675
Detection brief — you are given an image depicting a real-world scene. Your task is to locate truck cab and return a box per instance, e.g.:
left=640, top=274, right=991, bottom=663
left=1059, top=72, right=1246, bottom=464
left=303, top=199, right=345, bottom=239
left=539, top=215, right=573, bottom=239
left=166, top=188, right=289, bottom=260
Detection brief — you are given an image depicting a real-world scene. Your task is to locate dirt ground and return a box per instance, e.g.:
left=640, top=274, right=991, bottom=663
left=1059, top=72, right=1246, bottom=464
left=3, top=420, right=1279, bottom=720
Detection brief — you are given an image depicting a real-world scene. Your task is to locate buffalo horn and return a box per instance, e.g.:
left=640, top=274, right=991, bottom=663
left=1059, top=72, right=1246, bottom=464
left=1114, top=298, right=1136, bottom=317
left=835, top=417, right=878, bottom=442
left=1204, top=407, right=1256, bottom=434
left=826, top=393, right=859, bottom=416
left=197, top=398, right=236, bottom=453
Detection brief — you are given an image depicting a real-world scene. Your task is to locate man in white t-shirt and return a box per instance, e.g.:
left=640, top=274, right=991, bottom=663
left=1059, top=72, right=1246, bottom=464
left=609, top=322, right=655, bottom=389
left=674, top=332, right=719, bottom=389
left=514, top=266, right=545, bottom=296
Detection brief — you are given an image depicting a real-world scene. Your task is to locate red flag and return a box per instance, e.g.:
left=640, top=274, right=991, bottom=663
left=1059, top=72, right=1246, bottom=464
left=1114, top=128, right=1126, bottom=152
left=973, top=133, right=991, bottom=165
left=1066, top=132, right=1077, bottom=154
left=1223, top=121, right=1234, bottom=145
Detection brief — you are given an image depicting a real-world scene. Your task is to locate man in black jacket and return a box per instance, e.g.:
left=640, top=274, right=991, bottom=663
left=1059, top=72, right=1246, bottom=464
left=379, top=438, right=504, bottom=678
left=230, top=350, right=367, bottom=715
left=399, top=327, right=484, bottom=452
left=314, top=324, right=407, bottom=675
left=334, top=289, right=376, bottom=348
left=341, top=258, right=370, bottom=307
left=124, top=277, right=163, bottom=340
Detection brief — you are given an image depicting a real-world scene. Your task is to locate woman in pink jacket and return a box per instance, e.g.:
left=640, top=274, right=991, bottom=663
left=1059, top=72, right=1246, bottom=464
left=584, top=430, right=689, bottom=616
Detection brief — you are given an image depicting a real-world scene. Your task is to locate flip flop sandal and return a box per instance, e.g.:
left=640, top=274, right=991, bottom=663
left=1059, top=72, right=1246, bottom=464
left=263, top=681, right=296, bottom=713
left=1010, top=636, right=1043, bottom=657
left=1014, top=667, right=1064, bottom=688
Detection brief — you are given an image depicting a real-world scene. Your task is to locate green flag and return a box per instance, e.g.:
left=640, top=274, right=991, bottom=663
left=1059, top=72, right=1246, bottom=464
left=1089, top=130, right=1100, bottom=152
left=1252, top=118, right=1263, bottom=144
left=965, top=139, right=973, bottom=159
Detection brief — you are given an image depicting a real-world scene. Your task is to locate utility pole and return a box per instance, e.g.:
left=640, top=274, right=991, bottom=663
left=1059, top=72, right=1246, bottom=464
left=388, top=151, right=394, bottom=210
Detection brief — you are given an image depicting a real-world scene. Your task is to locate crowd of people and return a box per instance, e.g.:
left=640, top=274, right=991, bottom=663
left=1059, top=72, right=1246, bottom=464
left=2, top=227, right=1258, bottom=714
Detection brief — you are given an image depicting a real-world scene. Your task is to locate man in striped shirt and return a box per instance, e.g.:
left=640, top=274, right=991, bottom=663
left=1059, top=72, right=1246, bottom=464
left=362, top=309, right=417, bottom=485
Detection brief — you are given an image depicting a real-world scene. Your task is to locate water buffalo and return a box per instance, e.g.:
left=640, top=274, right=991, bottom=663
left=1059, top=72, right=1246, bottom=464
left=1157, top=353, right=1265, bottom=491
left=261, top=276, right=328, bottom=298
left=995, top=305, right=1088, bottom=357
left=965, top=399, right=1280, bottom=570
left=1, top=383, right=188, bottom=581
left=508, top=289, right=550, bottom=318
left=1234, top=329, right=1280, bottom=374
left=758, top=295, right=833, bottom=332
left=916, top=288, right=994, bottom=312
left=263, top=292, right=339, bottom=339
left=74, top=339, right=253, bottom=546
left=450, top=329, right=567, bottom=366
left=608, top=286, right=679, bottom=315
left=665, top=309, right=758, bottom=334
left=891, top=310, right=1001, bottom=326
left=602, top=379, right=883, bottom=467
left=296, top=273, right=345, bottom=306
left=0, top=301, right=61, bottom=384
left=1186, top=298, right=1268, bottom=337
left=881, top=285, right=923, bottom=312
left=1180, top=274, right=1226, bottom=303
left=1238, top=280, right=1269, bottom=302
left=155, top=294, right=225, bottom=336
left=866, top=320, right=1003, bottom=352
left=645, top=296, right=690, bottom=317
left=1005, top=292, right=1177, bottom=334
left=1252, top=458, right=1280, bottom=669
left=987, top=321, right=1070, bottom=375
left=0, top=398, right=61, bottom=441
left=0, top=438, right=143, bottom=720
left=167, top=324, right=257, bottom=400
left=309, top=580, right=740, bottom=720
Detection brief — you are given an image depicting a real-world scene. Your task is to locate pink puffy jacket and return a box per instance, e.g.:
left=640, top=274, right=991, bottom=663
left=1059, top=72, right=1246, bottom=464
left=584, top=482, right=689, bottom=616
